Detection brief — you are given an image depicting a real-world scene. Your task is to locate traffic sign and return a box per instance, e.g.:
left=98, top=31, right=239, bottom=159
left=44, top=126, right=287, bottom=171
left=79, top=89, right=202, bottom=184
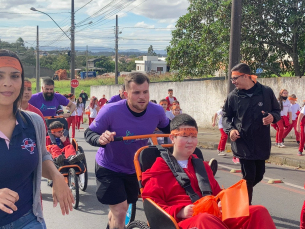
left=70, top=79, right=79, bottom=88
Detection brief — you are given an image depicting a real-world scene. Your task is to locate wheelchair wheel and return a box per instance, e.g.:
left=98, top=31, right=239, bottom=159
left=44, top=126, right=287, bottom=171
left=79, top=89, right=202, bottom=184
left=126, top=220, right=149, bottom=229
left=125, top=203, right=136, bottom=226
left=68, top=168, right=79, bottom=209
left=78, top=146, right=88, bottom=191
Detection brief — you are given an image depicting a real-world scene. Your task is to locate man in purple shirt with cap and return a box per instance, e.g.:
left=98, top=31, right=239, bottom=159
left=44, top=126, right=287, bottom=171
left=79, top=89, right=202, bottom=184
left=107, top=84, right=126, bottom=104
left=85, top=72, right=170, bottom=229
left=29, top=78, right=76, bottom=117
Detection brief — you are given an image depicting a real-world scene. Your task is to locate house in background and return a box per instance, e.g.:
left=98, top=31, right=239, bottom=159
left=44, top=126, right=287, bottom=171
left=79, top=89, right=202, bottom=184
left=135, top=56, right=167, bottom=74
left=87, top=58, right=102, bottom=69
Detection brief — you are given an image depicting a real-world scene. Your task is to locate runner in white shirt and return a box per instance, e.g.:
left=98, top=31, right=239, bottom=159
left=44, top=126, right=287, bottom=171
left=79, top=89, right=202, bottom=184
left=275, top=89, right=292, bottom=148
left=212, top=108, right=228, bottom=156
left=85, top=97, right=100, bottom=125
left=283, top=94, right=300, bottom=143
left=296, top=103, right=305, bottom=156
left=76, top=97, right=85, bottom=130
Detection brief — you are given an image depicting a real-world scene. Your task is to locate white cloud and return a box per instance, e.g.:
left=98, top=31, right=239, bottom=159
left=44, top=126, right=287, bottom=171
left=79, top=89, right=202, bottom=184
left=134, top=21, right=155, bottom=28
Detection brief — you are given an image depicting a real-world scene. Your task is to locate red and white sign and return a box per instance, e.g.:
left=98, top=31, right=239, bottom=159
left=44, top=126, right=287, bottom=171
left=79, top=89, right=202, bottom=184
left=70, top=79, right=79, bottom=88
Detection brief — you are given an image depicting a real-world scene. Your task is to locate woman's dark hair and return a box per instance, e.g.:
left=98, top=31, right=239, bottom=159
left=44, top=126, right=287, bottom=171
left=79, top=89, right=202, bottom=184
left=77, top=97, right=82, bottom=108
left=49, top=121, right=64, bottom=130
left=278, top=89, right=288, bottom=111
left=89, top=97, right=97, bottom=109
left=170, top=114, right=198, bottom=132
left=0, top=49, right=24, bottom=114
left=231, top=63, right=251, bottom=75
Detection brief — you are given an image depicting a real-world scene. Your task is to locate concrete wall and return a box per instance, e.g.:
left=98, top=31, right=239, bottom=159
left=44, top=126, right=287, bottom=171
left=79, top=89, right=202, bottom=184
left=23, top=65, right=55, bottom=79
left=90, top=77, right=305, bottom=138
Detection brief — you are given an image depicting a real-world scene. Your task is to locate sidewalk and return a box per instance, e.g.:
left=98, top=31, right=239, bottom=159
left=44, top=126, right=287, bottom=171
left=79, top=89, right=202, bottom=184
left=197, top=128, right=305, bottom=169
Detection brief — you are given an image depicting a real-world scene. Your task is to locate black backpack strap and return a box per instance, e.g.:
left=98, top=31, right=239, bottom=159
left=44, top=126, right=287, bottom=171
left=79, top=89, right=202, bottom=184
left=191, top=157, right=212, bottom=197
left=47, top=131, right=57, bottom=145
left=158, top=146, right=200, bottom=203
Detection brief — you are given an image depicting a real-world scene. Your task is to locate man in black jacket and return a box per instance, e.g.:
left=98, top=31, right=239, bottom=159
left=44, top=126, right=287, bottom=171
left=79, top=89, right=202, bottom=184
left=222, top=63, right=281, bottom=204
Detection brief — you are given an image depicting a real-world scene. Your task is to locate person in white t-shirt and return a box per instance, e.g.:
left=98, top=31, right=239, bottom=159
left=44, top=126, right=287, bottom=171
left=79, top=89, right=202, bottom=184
left=282, top=94, right=300, bottom=143
left=212, top=106, right=228, bottom=157
left=85, top=97, right=100, bottom=125
left=76, top=97, right=85, bottom=130
left=159, top=99, right=175, bottom=120
left=65, top=94, right=77, bottom=138
left=275, top=89, right=292, bottom=148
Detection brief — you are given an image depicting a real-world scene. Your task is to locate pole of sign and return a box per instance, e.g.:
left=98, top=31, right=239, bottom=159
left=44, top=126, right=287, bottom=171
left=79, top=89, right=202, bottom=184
left=36, top=25, right=40, bottom=93
left=115, top=15, right=118, bottom=84
left=227, top=0, right=242, bottom=94
left=70, top=0, right=75, bottom=94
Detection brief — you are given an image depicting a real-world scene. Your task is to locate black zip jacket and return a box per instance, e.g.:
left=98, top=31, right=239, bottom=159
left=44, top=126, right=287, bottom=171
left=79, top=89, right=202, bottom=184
left=222, top=82, right=281, bottom=160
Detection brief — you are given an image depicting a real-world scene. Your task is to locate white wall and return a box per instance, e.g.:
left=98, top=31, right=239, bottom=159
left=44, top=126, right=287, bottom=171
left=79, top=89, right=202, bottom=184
left=91, top=77, right=305, bottom=137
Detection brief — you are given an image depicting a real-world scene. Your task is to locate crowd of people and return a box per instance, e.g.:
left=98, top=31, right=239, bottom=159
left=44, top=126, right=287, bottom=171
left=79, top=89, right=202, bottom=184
left=0, top=48, right=304, bottom=229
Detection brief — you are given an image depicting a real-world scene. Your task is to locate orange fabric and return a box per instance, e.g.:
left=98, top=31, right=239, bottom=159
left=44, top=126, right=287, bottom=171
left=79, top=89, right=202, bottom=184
left=280, top=89, right=287, bottom=95
left=171, top=127, right=198, bottom=137
left=231, top=71, right=258, bottom=83
left=0, top=56, right=22, bottom=72
left=193, top=179, right=249, bottom=221
left=193, top=195, right=221, bottom=219
left=217, top=179, right=249, bottom=221
left=171, top=105, right=180, bottom=110
left=288, top=97, right=297, bottom=101
left=51, top=128, right=63, bottom=134
left=24, top=82, right=31, bottom=87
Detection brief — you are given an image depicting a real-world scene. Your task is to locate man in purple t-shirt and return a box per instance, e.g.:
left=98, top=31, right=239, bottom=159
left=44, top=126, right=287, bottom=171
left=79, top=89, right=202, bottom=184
left=29, top=78, right=76, bottom=117
left=107, top=84, right=126, bottom=103
left=85, top=72, right=170, bottom=229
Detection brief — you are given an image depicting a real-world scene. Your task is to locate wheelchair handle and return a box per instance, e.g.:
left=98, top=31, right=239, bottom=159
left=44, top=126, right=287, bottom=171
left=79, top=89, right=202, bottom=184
left=44, top=115, right=64, bottom=119
left=112, top=134, right=169, bottom=145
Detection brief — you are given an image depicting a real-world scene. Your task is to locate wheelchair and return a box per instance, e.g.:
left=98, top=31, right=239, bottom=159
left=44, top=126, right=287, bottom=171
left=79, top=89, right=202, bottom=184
left=44, top=116, right=88, bottom=209
left=112, top=134, right=206, bottom=229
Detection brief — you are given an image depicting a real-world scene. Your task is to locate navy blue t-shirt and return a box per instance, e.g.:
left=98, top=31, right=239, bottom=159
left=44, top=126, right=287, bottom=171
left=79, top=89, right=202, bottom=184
left=0, top=111, right=39, bottom=226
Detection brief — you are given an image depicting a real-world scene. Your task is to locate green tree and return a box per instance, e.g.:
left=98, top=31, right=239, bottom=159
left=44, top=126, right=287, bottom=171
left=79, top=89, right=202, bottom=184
left=118, top=58, right=136, bottom=72
left=167, top=0, right=305, bottom=78
left=148, top=45, right=157, bottom=56
left=95, top=56, right=115, bottom=73
left=52, top=54, right=70, bottom=70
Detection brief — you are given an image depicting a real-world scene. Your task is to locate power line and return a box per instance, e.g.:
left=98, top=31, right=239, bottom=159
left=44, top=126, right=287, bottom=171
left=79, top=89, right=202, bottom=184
left=75, top=0, right=94, bottom=13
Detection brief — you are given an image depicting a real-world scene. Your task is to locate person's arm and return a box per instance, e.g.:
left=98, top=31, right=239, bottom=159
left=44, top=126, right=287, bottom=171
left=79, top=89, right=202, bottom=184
left=84, top=128, right=106, bottom=148
left=222, top=95, right=235, bottom=134
left=296, top=113, right=304, bottom=133
left=268, top=88, right=281, bottom=124
left=158, top=121, right=170, bottom=134
left=65, top=101, right=76, bottom=117
left=212, top=113, right=218, bottom=127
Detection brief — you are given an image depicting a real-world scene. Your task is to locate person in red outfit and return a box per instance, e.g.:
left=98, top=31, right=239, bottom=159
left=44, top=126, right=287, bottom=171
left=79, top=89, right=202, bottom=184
left=165, top=89, right=177, bottom=111
left=21, top=79, right=47, bottom=132
left=46, top=121, right=84, bottom=167
left=141, top=114, right=276, bottom=229
left=98, top=94, right=108, bottom=108
left=64, top=94, right=76, bottom=138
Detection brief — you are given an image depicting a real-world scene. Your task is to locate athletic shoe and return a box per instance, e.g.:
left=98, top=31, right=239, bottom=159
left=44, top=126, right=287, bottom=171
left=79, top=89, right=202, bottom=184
left=232, top=157, right=240, bottom=164
left=55, top=154, right=65, bottom=167
left=209, top=158, right=218, bottom=176
left=68, top=153, right=85, bottom=164
left=298, top=151, right=303, bottom=156
left=218, top=151, right=226, bottom=156
left=278, top=143, right=285, bottom=148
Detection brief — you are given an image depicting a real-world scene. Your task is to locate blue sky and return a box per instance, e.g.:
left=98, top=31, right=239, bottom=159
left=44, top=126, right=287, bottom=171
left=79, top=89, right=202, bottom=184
left=0, top=0, right=190, bottom=52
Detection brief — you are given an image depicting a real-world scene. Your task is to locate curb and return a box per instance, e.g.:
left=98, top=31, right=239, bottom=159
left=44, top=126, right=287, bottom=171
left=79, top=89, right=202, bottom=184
left=198, top=140, right=305, bottom=169
left=267, top=179, right=283, bottom=184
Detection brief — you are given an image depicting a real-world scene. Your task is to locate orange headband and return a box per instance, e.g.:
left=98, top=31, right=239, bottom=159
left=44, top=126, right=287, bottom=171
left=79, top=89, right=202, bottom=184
left=231, top=71, right=257, bottom=83
left=159, top=102, right=168, bottom=105
left=0, top=56, right=22, bottom=73
left=172, top=105, right=180, bottom=110
left=51, top=128, right=64, bottom=134
left=171, top=127, right=198, bottom=137
left=280, top=89, right=287, bottom=94
left=288, top=97, right=297, bottom=101
left=24, top=82, right=31, bottom=87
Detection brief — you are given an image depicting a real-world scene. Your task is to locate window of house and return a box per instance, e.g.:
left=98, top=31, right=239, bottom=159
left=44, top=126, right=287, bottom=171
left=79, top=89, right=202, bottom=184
left=157, top=67, right=163, bottom=72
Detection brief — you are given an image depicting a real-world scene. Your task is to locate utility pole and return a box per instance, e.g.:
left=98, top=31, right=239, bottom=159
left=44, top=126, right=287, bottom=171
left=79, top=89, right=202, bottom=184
left=227, top=0, right=242, bottom=94
left=86, top=45, right=88, bottom=78
left=36, top=25, right=40, bottom=93
left=115, top=15, right=118, bottom=84
left=70, top=0, right=75, bottom=94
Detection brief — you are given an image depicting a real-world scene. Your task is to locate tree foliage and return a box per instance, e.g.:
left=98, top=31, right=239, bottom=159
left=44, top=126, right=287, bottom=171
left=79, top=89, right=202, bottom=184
left=167, top=0, right=305, bottom=78
left=148, top=45, right=157, bottom=56
left=95, top=56, right=115, bottom=73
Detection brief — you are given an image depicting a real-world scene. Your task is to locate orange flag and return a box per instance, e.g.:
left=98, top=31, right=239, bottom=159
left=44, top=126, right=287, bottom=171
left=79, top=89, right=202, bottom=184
left=192, top=179, right=249, bottom=221
left=216, top=179, right=249, bottom=221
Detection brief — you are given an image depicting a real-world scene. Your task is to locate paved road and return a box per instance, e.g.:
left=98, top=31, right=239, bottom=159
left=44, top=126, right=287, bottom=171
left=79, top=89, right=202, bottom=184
left=42, top=127, right=304, bottom=229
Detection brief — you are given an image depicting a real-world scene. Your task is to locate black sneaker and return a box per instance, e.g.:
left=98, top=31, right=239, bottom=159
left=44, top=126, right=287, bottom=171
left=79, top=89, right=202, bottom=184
left=68, top=153, right=85, bottom=164
left=55, top=154, right=65, bottom=167
left=297, top=141, right=300, bottom=144
left=208, top=158, right=218, bottom=176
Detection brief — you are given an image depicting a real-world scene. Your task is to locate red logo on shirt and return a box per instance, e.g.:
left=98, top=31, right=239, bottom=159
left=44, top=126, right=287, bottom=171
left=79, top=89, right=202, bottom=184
left=21, top=138, right=36, bottom=154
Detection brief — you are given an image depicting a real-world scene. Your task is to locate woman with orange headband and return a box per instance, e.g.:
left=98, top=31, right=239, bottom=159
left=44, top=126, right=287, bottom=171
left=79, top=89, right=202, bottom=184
left=0, top=49, right=73, bottom=228
left=282, top=94, right=300, bottom=144
left=275, top=89, right=292, bottom=148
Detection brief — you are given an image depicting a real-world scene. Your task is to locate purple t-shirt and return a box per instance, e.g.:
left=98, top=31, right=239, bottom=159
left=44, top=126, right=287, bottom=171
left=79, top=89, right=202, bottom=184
left=29, top=92, right=70, bottom=117
left=89, top=100, right=169, bottom=174
left=108, top=94, right=122, bottom=103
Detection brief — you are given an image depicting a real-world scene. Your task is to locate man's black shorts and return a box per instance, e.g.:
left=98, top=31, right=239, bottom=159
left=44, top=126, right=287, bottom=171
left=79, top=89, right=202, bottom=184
left=95, top=162, right=139, bottom=205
